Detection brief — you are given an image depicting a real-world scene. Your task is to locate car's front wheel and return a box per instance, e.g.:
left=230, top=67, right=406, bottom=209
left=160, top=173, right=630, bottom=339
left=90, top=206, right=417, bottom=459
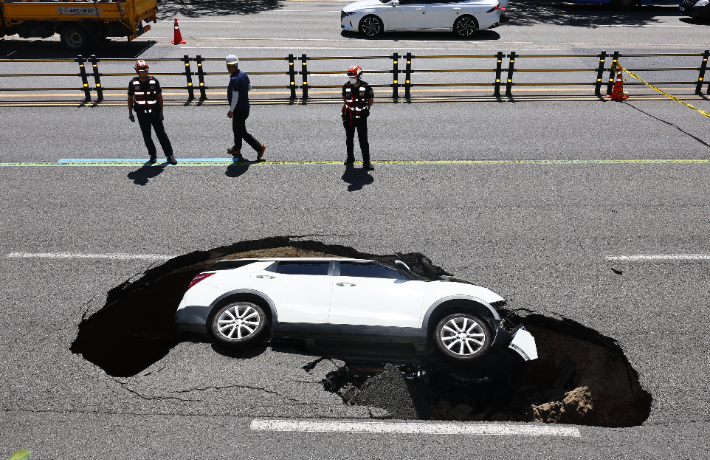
left=453, top=15, right=478, bottom=38
left=210, top=302, right=267, bottom=350
left=434, top=313, right=492, bottom=365
left=360, top=15, right=383, bottom=37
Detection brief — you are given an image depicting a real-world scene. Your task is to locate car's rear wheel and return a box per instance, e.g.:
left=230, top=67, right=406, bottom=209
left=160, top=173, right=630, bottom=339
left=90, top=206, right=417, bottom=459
left=210, top=302, right=267, bottom=350
left=434, top=313, right=492, bottom=365
left=453, top=15, right=478, bottom=37
left=360, top=15, right=383, bottom=37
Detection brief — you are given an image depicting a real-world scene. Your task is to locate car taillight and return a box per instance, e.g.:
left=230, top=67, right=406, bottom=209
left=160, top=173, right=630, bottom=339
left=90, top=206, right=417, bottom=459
left=487, top=3, right=500, bottom=12
left=188, top=272, right=215, bottom=290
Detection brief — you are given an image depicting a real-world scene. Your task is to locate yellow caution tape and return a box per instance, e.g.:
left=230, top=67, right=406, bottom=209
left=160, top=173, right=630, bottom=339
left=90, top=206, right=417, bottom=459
left=622, top=69, right=710, bottom=119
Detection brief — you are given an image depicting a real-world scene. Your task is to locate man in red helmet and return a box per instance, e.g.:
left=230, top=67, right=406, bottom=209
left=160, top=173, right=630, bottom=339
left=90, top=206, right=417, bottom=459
left=342, top=65, right=374, bottom=170
left=127, top=60, right=177, bottom=165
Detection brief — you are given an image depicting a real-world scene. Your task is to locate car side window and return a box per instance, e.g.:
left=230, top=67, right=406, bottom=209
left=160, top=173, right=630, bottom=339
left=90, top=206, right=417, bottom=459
left=399, top=0, right=421, bottom=4
left=339, top=262, right=407, bottom=280
left=273, top=261, right=330, bottom=276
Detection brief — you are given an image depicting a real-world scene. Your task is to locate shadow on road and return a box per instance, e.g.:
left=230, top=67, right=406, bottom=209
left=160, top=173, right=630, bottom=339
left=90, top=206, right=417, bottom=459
left=508, top=3, right=683, bottom=27
left=157, top=0, right=282, bottom=19
left=225, top=159, right=252, bottom=178
left=341, top=164, right=374, bottom=192
left=342, top=30, right=501, bottom=42
left=127, top=162, right=168, bottom=186
left=0, top=38, right=157, bottom=60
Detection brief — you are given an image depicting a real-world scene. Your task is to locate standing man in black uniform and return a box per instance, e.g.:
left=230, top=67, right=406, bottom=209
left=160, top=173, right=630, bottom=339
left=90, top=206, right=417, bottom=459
left=127, top=60, right=177, bottom=165
left=342, top=65, right=374, bottom=170
left=226, top=54, right=266, bottom=162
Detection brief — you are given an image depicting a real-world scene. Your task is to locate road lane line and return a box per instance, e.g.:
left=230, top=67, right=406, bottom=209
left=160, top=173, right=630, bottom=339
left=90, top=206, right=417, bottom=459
left=7, top=252, right=175, bottom=261
left=606, top=254, right=710, bottom=262
left=250, top=419, right=581, bottom=437
left=1, top=159, right=707, bottom=167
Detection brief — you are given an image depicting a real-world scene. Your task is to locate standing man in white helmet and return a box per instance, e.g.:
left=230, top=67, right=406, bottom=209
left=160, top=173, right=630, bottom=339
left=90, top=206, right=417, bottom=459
left=127, top=60, right=177, bottom=165
left=342, top=64, right=374, bottom=170
left=226, top=54, right=266, bottom=162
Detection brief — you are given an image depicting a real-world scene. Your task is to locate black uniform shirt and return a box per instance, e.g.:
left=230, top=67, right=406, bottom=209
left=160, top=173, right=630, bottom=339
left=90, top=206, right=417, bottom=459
left=128, top=76, right=161, bottom=112
left=342, top=80, right=374, bottom=118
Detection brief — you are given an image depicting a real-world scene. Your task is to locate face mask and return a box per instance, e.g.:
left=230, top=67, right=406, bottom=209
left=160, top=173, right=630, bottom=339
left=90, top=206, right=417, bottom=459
left=349, top=77, right=357, bottom=84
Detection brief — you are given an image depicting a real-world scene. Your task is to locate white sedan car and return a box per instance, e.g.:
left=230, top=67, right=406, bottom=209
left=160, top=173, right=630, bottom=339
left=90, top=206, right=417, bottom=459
left=341, top=0, right=501, bottom=38
left=175, top=257, right=537, bottom=366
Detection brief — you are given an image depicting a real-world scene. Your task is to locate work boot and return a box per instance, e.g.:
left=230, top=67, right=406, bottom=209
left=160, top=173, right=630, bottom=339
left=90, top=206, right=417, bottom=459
left=167, top=156, right=177, bottom=165
left=344, top=157, right=355, bottom=165
left=364, top=163, right=374, bottom=171
left=148, top=155, right=157, bottom=164
left=257, top=144, right=266, bottom=161
left=228, top=148, right=241, bottom=157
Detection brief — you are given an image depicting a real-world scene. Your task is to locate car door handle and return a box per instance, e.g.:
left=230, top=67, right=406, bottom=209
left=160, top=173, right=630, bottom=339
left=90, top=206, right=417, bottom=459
left=256, top=275, right=275, bottom=279
left=336, top=282, right=356, bottom=287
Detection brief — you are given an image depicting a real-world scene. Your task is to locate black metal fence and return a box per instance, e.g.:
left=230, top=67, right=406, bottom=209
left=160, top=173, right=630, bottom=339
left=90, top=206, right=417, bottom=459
left=0, top=50, right=708, bottom=102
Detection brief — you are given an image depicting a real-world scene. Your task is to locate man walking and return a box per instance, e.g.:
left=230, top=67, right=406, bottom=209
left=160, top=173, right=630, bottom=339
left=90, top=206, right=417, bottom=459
left=342, top=65, right=374, bottom=170
left=127, top=60, right=176, bottom=165
left=226, top=54, right=266, bottom=162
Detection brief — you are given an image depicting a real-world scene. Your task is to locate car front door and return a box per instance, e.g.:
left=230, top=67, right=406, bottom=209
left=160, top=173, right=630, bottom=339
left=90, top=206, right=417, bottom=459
left=387, top=0, right=427, bottom=30
left=328, top=261, right=425, bottom=328
left=251, top=261, right=333, bottom=324
left=425, top=0, right=461, bottom=29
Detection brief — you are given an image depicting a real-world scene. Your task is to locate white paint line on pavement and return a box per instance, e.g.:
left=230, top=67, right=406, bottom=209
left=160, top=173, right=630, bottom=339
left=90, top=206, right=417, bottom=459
left=606, top=254, right=710, bottom=262
left=7, top=252, right=175, bottom=261
left=250, top=419, right=581, bottom=437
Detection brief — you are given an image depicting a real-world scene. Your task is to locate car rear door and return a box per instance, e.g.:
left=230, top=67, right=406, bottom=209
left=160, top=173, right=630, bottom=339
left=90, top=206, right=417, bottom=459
left=424, top=0, right=461, bottom=29
left=251, top=261, right=333, bottom=324
left=328, top=261, right=424, bottom=328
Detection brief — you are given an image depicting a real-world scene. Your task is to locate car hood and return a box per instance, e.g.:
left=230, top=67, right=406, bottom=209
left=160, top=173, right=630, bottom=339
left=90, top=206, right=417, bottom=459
left=343, top=0, right=387, bottom=12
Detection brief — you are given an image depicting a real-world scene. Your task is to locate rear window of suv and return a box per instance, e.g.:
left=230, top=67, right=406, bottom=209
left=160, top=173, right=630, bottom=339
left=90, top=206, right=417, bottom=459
left=339, top=262, right=407, bottom=280
left=273, top=261, right=330, bottom=276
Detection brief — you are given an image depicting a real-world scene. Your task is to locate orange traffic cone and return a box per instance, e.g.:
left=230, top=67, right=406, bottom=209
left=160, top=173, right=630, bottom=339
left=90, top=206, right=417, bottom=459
left=606, top=71, right=628, bottom=101
left=171, top=18, right=185, bottom=45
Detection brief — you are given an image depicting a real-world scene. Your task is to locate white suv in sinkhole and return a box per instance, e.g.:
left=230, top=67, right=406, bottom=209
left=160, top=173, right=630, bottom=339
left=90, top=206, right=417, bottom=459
left=175, top=258, right=537, bottom=366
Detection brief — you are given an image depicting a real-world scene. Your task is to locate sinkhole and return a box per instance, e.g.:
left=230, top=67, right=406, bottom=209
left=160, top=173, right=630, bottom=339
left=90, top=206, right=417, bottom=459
left=71, top=236, right=651, bottom=427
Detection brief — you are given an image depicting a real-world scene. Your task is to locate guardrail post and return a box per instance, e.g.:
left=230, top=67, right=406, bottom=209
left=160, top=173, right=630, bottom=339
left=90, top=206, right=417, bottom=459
left=607, top=51, right=620, bottom=96
left=89, top=55, right=103, bottom=102
left=404, top=52, right=412, bottom=100
left=301, top=54, right=309, bottom=101
left=288, top=54, right=297, bottom=100
left=595, top=50, right=607, bottom=97
left=195, top=55, right=206, bottom=100
left=505, top=51, right=516, bottom=98
left=696, top=49, right=709, bottom=96
left=183, top=55, right=194, bottom=102
left=494, top=51, right=503, bottom=97
left=392, top=52, right=399, bottom=100
left=76, top=55, right=92, bottom=102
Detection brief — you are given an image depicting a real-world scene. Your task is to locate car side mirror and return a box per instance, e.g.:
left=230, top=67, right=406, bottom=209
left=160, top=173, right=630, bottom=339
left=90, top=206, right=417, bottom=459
left=394, top=260, right=416, bottom=280
left=392, top=0, right=400, bottom=6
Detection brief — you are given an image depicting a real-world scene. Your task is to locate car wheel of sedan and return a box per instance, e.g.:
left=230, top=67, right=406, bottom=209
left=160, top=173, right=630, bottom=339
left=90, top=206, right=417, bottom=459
left=453, top=15, right=478, bottom=38
left=210, top=302, right=267, bottom=350
left=434, top=313, right=492, bottom=364
left=360, top=15, right=383, bottom=37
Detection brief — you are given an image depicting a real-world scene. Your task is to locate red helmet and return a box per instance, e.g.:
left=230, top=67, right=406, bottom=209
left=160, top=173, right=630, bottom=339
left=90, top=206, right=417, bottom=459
left=134, top=60, right=149, bottom=72
left=347, top=65, right=362, bottom=79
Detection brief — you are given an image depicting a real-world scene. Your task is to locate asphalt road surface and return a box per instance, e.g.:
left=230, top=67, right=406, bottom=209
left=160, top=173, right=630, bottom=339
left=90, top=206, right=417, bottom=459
left=1, top=1, right=710, bottom=459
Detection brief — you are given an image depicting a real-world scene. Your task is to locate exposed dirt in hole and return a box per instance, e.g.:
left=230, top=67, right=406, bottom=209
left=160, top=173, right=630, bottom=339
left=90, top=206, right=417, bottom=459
left=321, top=320, right=651, bottom=427
left=71, top=236, right=651, bottom=426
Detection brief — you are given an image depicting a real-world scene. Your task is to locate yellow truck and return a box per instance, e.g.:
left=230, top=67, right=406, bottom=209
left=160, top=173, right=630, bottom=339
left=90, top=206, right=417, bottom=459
left=0, top=0, right=157, bottom=50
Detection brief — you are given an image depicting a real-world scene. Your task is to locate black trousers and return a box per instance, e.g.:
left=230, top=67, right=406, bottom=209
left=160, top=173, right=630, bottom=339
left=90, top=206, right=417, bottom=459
left=137, top=109, right=173, bottom=157
left=232, top=108, right=261, bottom=152
left=344, top=117, right=370, bottom=165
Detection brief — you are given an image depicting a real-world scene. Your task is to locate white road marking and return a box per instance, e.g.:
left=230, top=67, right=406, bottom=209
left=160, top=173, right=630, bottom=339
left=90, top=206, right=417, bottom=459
left=7, top=252, right=175, bottom=261
left=606, top=254, right=710, bottom=262
left=250, top=419, right=581, bottom=437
